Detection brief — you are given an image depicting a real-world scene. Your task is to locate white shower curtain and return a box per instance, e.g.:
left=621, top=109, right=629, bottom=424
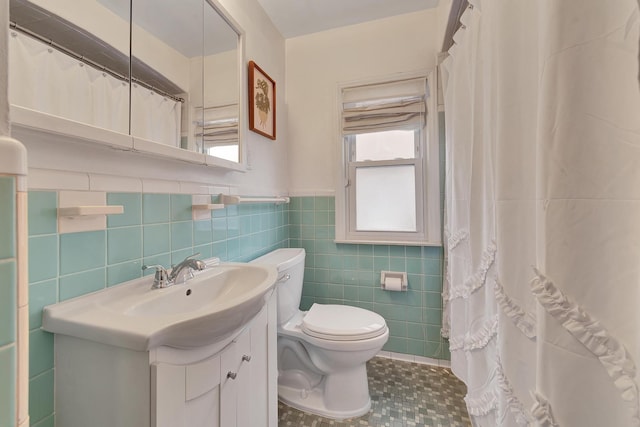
left=441, top=0, right=640, bottom=425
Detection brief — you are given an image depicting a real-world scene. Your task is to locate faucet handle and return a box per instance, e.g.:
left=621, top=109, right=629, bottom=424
left=142, top=264, right=167, bottom=274
left=170, top=253, right=202, bottom=271
left=142, top=265, right=171, bottom=289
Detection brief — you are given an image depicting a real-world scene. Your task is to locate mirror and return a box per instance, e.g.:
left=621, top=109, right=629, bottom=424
left=9, top=0, right=131, bottom=135
left=131, top=0, right=240, bottom=162
left=9, top=0, right=242, bottom=165
left=202, top=1, right=241, bottom=163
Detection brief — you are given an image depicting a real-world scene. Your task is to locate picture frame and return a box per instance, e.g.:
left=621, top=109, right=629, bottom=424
left=248, top=61, right=276, bottom=140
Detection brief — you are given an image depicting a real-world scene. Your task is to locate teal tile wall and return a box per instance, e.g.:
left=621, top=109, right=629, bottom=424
left=27, top=191, right=289, bottom=426
left=0, top=176, right=17, bottom=427
left=26, top=190, right=446, bottom=425
left=290, top=196, right=449, bottom=361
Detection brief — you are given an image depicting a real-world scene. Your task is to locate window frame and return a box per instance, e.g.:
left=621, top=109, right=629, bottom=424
left=335, top=70, right=441, bottom=246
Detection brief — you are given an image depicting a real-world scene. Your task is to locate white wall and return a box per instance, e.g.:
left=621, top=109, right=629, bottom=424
left=215, top=0, right=288, bottom=194
left=285, top=9, right=441, bottom=194
left=13, top=0, right=288, bottom=197
left=435, top=0, right=453, bottom=52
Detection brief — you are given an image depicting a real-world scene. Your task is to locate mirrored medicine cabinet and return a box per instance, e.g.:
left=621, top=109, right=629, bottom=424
left=8, top=0, right=244, bottom=169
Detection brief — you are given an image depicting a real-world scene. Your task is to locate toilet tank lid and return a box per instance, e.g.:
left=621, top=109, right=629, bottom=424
left=250, top=248, right=305, bottom=272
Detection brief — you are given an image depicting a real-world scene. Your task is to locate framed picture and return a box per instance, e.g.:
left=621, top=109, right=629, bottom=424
left=248, top=61, right=276, bottom=139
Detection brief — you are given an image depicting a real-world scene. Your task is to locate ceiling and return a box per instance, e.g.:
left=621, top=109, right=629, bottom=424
left=257, top=0, right=440, bottom=39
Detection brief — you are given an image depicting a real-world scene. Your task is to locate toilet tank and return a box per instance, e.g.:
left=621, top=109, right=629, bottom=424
left=250, top=248, right=306, bottom=325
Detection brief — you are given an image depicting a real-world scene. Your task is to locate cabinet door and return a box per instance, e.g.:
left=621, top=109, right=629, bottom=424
left=220, top=340, right=238, bottom=426
left=247, top=306, right=269, bottom=427
left=152, top=353, right=221, bottom=427
left=236, top=329, right=253, bottom=427
left=185, top=354, right=222, bottom=426
left=221, top=312, right=265, bottom=427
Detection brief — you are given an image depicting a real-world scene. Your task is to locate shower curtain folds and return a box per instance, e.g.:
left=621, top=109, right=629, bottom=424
left=441, top=0, right=640, bottom=425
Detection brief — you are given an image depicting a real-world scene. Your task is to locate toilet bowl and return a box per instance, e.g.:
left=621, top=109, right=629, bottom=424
left=251, top=248, right=388, bottom=420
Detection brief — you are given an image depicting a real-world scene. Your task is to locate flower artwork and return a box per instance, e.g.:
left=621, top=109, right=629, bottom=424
left=249, top=61, right=276, bottom=139
left=255, top=79, right=270, bottom=127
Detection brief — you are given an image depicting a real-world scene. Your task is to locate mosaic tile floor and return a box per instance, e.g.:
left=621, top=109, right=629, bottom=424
left=278, top=357, right=471, bottom=426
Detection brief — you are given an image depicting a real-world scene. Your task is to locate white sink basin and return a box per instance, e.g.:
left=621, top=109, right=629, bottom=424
left=42, top=262, right=278, bottom=351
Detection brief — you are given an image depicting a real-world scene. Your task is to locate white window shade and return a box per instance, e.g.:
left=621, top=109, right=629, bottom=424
left=342, top=77, right=427, bottom=135
left=195, top=104, right=239, bottom=146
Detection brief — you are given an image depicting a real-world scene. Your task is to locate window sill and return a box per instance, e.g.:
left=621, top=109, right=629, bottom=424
left=334, top=238, right=442, bottom=247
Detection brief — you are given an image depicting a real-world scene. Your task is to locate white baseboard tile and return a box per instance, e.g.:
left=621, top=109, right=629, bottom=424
left=437, top=359, right=451, bottom=368
left=391, top=352, right=416, bottom=363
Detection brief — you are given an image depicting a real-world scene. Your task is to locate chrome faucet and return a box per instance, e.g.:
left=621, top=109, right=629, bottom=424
left=169, top=254, right=207, bottom=284
left=142, top=254, right=206, bottom=289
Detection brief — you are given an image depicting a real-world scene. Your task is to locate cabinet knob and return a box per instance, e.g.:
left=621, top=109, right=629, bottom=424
left=227, top=371, right=237, bottom=380
left=242, top=354, right=251, bottom=362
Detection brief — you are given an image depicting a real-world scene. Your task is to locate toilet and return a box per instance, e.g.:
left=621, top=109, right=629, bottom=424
left=251, top=248, right=389, bottom=419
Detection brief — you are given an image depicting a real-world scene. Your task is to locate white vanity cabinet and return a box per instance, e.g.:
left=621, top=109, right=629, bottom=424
left=54, top=293, right=277, bottom=427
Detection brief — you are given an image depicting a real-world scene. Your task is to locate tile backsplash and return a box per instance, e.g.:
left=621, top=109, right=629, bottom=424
left=27, top=191, right=288, bottom=427
left=289, top=196, right=448, bottom=362
left=27, top=190, right=446, bottom=426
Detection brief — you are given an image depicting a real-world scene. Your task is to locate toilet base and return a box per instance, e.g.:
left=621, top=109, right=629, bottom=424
left=278, top=384, right=371, bottom=420
left=277, top=364, right=372, bottom=420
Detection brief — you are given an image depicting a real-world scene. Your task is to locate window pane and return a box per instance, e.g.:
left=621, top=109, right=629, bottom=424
left=206, top=145, right=239, bottom=162
left=354, top=130, right=415, bottom=161
left=355, top=165, right=416, bottom=232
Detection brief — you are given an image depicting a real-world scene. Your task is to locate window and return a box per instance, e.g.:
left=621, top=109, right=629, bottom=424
left=335, top=73, right=441, bottom=245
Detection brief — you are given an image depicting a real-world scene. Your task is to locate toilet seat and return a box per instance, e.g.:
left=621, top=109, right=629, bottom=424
left=301, top=304, right=387, bottom=341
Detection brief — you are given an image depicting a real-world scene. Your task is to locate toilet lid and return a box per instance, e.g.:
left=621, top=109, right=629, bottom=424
left=301, top=304, right=387, bottom=341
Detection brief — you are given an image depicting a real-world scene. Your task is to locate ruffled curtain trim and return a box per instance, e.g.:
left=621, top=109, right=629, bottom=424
left=448, top=240, right=497, bottom=301
left=495, top=279, right=536, bottom=339
left=442, top=248, right=451, bottom=338
left=446, top=228, right=469, bottom=250
left=531, top=268, right=640, bottom=426
left=465, top=388, right=498, bottom=417
left=530, top=391, right=559, bottom=427
left=496, top=356, right=532, bottom=426
left=450, top=315, right=498, bottom=352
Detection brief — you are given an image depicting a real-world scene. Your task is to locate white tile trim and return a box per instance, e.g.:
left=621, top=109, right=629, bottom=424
left=17, top=306, right=29, bottom=424
left=207, top=185, right=231, bottom=195
left=16, top=192, right=28, bottom=308
left=28, top=170, right=240, bottom=197
left=179, top=182, right=211, bottom=195
left=29, top=169, right=90, bottom=191
left=89, top=174, right=143, bottom=193
left=16, top=176, right=28, bottom=192
left=288, top=189, right=335, bottom=197
left=141, top=179, right=181, bottom=194
left=0, top=137, right=27, bottom=176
